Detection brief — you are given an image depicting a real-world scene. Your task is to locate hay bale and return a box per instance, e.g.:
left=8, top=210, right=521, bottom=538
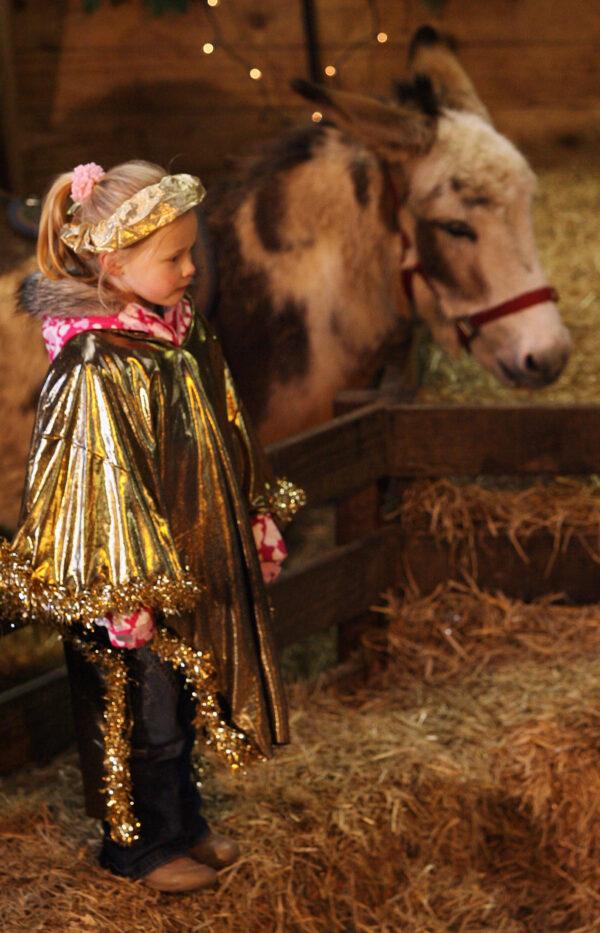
left=399, top=478, right=600, bottom=571
left=370, top=581, right=600, bottom=687
left=496, top=715, right=600, bottom=878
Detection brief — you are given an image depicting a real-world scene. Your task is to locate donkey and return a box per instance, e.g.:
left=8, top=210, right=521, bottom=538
left=201, top=26, right=571, bottom=443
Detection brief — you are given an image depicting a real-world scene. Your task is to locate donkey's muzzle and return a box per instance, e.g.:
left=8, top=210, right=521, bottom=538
left=510, top=342, right=571, bottom=388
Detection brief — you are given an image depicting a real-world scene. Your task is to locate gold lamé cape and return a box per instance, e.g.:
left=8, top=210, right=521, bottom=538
left=1, top=309, right=290, bottom=775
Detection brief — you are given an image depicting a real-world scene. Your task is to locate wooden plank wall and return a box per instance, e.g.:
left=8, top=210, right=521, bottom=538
left=6, top=0, right=600, bottom=194
left=8, top=0, right=308, bottom=192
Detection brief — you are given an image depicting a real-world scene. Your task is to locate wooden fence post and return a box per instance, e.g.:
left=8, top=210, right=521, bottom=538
left=332, top=396, right=391, bottom=662
left=335, top=481, right=385, bottom=661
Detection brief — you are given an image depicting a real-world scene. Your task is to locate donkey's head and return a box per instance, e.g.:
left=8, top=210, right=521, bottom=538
left=292, top=27, right=571, bottom=388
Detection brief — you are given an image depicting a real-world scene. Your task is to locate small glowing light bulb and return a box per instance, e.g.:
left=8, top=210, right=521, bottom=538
left=312, top=111, right=323, bottom=122
left=207, top=0, right=219, bottom=7
left=203, top=42, right=214, bottom=54
left=377, top=32, right=388, bottom=43
left=249, top=67, right=262, bottom=80
left=324, top=64, right=337, bottom=77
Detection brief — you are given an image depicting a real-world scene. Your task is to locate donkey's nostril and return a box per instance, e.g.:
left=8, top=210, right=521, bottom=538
left=519, top=348, right=568, bottom=386
left=524, top=353, right=540, bottom=372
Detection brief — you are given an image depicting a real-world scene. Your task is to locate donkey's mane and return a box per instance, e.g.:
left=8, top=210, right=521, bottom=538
left=204, top=121, right=370, bottom=248
left=206, top=124, right=329, bottom=199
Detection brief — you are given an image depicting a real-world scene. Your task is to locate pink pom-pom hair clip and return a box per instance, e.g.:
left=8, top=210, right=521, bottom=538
left=70, top=162, right=105, bottom=206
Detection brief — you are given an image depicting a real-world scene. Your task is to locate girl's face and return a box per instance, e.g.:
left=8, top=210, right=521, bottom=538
left=112, top=210, right=198, bottom=307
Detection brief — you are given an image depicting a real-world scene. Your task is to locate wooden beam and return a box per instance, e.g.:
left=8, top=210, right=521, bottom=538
left=267, top=403, right=388, bottom=506
left=0, top=665, right=73, bottom=774
left=387, top=404, right=600, bottom=477
left=300, top=0, right=322, bottom=83
left=269, top=402, right=600, bottom=507
left=270, top=524, right=401, bottom=650
left=0, top=0, right=22, bottom=191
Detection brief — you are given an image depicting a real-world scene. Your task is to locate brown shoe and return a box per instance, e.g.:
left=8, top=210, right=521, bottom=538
left=142, top=856, right=218, bottom=893
left=188, top=833, right=240, bottom=869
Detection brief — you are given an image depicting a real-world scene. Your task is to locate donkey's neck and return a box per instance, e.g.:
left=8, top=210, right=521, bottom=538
left=206, top=124, right=409, bottom=412
left=274, top=126, right=399, bottom=245
left=237, top=126, right=405, bottom=331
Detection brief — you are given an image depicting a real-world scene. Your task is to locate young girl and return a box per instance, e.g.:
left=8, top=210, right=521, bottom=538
left=0, top=161, right=304, bottom=892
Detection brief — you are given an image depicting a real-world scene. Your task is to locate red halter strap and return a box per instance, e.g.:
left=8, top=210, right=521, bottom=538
left=454, top=286, right=560, bottom=350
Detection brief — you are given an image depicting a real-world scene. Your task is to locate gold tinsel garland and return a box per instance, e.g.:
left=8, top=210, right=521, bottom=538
left=72, top=637, right=141, bottom=846
left=2, top=539, right=263, bottom=846
left=71, top=627, right=258, bottom=846
left=151, top=628, right=260, bottom=772
left=254, top=477, right=307, bottom=528
left=0, top=540, right=201, bottom=628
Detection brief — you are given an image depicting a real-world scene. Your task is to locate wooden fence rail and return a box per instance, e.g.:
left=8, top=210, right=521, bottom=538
left=3, top=401, right=600, bottom=773
left=269, top=403, right=600, bottom=505
left=387, top=404, right=600, bottom=477
left=268, top=403, right=388, bottom=506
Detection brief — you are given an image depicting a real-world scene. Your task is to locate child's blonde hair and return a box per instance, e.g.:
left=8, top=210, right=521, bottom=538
left=37, top=160, right=167, bottom=310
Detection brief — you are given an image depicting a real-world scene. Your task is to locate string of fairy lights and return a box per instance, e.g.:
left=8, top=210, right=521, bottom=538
left=85, top=0, right=395, bottom=120
left=199, top=0, right=391, bottom=120
left=81, top=0, right=394, bottom=122
left=201, top=0, right=265, bottom=82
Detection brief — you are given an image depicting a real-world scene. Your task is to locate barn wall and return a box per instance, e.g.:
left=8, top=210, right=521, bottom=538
left=318, top=0, right=600, bottom=149
left=6, top=0, right=600, bottom=194
left=8, top=0, right=308, bottom=192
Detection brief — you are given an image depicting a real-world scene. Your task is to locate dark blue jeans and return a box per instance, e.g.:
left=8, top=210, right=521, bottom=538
left=66, top=643, right=209, bottom=879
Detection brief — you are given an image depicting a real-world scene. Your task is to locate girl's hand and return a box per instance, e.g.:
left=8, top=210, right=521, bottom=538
left=260, top=561, right=282, bottom=585
left=96, top=608, right=156, bottom=649
left=252, top=513, right=288, bottom=584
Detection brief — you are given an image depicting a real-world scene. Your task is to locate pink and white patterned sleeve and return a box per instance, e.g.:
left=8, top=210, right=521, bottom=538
left=252, top=512, right=288, bottom=584
left=96, top=608, right=156, bottom=649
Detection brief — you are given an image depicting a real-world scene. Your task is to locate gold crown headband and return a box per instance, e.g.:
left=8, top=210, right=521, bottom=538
left=60, top=173, right=206, bottom=255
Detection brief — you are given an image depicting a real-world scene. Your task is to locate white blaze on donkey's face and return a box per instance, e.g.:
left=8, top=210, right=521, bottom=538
left=406, top=110, right=571, bottom=387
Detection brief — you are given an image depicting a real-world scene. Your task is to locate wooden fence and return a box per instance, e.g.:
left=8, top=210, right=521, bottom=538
left=3, top=400, right=600, bottom=773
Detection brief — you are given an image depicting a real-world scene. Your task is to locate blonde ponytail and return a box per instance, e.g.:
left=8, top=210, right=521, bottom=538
left=37, top=173, right=92, bottom=281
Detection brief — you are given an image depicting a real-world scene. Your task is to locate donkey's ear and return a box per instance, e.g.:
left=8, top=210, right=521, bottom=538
left=291, top=78, right=436, bottom=160
left=407, top=25, right=491, bottom=123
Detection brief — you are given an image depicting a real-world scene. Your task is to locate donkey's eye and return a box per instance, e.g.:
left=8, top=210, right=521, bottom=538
left=437, top=220, right=477, bottom=241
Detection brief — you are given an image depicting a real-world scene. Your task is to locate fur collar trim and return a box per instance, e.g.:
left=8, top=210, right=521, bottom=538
left=18, top=272, right=108, bottom=319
